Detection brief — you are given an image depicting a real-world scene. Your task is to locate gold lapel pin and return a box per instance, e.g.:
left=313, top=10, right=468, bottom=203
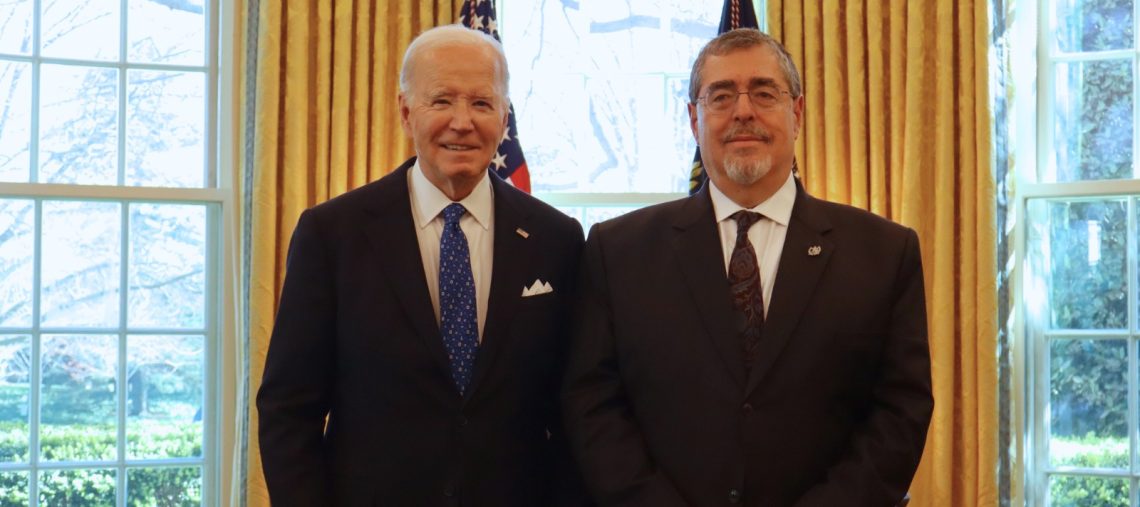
left=807, top=245, right=822, bottom=256
left=516, top=228, right=530, bottom=239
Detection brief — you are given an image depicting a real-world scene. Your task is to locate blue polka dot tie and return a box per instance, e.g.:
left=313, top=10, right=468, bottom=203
left=439, top=203, right=479, bottom=396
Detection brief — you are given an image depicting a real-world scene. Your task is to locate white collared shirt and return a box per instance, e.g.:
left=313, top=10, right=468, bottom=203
left=708, top=171, right=797, bottom=318
left=408, top=162, right=494, bottom=340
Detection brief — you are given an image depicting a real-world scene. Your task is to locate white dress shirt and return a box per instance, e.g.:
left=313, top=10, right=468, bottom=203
left=408, top=162, right=494, bottom=340
left=708, top=171, right=797, bottom=318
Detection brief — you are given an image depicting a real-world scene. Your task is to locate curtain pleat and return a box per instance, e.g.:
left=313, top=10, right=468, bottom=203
left=768, top=1, right=998, bottom=505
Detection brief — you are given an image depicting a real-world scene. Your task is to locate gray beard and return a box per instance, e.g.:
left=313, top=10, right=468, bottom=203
left=723, top=154, right=772, bottom=186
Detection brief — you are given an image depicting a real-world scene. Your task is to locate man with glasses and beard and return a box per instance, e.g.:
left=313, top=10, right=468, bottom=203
left=563, top=28, right=933, bottom=507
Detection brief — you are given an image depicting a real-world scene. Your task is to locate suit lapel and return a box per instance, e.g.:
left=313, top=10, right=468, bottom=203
left=361, top=158, right=454, bottom=387
left=671, top=187, right=748, bottom=387
left=745, top=185, right=834, bottom=395
left=466, top=174, right=534, bottom=402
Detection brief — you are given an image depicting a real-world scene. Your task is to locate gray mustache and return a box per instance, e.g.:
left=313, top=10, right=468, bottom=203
left=722, top=126, right=773, bottom=143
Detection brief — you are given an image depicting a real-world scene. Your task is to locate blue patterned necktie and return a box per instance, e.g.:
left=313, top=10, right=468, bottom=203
left=439, top=203, right=479, bottom=396
left=728, top=210, right=764, bottom=367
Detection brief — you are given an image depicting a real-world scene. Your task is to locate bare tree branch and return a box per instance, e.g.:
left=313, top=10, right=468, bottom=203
left=131, top=268, right=202, bottom=290
left=146, top=0, right=204, bottom=15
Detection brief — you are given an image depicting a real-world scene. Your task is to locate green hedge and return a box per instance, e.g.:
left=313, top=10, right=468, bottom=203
left=1050, top=474, right=1128, bottom=507
left=0, top=422, right=201, bottom=506
left=1050, top=435, right=1129, bottom=507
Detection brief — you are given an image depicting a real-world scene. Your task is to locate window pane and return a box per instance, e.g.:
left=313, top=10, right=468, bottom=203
left=128, top=0, right=205, bottom=65
left=40, top=335, right=117, bottom=461
left=0, top=471, right=29, bottom=506
left=0, top=60, right=32, bottom=182
left=128, top=204, right=206, bottom=329
left=1028, top=199, right=1128, bottom=330
left=0, top=199, right=34, bottom=327
left=38, top=468, right=116, bottom=506
left=39, top=65, right=119, bottom=185
left=1051, top=59, right=1133, bottom=182
left=1049, top=339, right=1128, bottom=469
left=502, top=1, right=722, bottom=193
left=40, top=201, right=121, bottom=328
left=0, top=335, right=30, bottom=463
left=126, top=71, right=205, bottom=188
left=0, top=0, right=33, bottom=55
left=1054, top=0, right=1134, bottom=52
left=127, top=335, right=203, bottom=459
left=1048, top=474, right=1129, bottom=506
left=41, top=0, right=120, bottom=61
left=127, top=467, right=201, bottom=506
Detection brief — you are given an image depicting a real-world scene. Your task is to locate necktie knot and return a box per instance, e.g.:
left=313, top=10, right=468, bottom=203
left=443, top=203, right=466, bottom=226
left=730, top=210, right=763, bottom=240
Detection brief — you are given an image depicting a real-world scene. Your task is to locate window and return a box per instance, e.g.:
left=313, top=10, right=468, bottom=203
left=499, top=1, right=763, bottom=229
left=1019, top=0, right=1140, bottom=504
left=0, top=0, right=229, bottom=504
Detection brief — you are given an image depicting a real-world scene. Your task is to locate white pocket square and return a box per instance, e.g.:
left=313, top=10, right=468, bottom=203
left=521, top=278, right=554, bottom=297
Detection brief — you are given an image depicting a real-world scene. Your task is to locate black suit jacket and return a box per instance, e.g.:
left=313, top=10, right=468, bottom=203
left=257, top=158, right=587, bottom=506
left=563, top=182, right=933, bottom=507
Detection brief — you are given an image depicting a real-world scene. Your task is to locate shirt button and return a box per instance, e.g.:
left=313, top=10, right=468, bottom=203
left=460, top=416, right=468, bottom=426
left=444, top=484, right=456, bottom=497
left=742, top=403, right=754, bottom=412
left=728, top=489, right=742, bottom=503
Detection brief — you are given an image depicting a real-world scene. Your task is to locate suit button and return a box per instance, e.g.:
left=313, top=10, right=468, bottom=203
left=728, top=489, right=742, bottom=503
left=460, top=416, right=468, bottom=426
left=444, top=484, right=455, bottom=497
left=742, top=403, right=754, bottom=412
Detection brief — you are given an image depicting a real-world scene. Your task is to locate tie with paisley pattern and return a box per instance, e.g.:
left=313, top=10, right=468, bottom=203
left=728, top=210, right=764, bottom=367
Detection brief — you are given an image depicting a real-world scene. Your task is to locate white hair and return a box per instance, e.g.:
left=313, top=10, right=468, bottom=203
left=399, top=24, right=509, bottom=96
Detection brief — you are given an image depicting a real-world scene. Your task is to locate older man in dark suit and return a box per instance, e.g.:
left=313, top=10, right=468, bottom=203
left=257, top=25, right=586, bottom=506
left=563, top=28, right=933, bottom=507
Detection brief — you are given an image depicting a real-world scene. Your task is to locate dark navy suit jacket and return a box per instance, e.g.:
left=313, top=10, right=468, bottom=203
left=258, top=157, right=587, bottom=506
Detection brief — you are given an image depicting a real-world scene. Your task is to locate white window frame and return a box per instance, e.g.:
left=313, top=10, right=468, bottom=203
left=1013, top=1, right=1140, bottom=505
left=0, top=0, right=239, bottom=503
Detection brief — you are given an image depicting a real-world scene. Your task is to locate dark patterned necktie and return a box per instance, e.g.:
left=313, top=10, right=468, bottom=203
left=439, top=203, right=479, bottom=396
left=728, top=211, right=764, bottom=366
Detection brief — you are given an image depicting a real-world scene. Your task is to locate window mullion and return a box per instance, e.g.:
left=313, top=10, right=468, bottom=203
left=202, top=203, right=220, bottom=505
left=1037, top=0, right=1054, bottom=185
left=116, top=202, right=129, bottom=507
left=205, top=0, right=218, bottom=189
left=1130, top=195, right=1139, bottom=505
left=1033, top=217, right=1051, bottom=505
left=28, top=199, right=41, bottom=504
left=29, top=0, right=40, bottom=185
left=1132, top=4, right=1140, bottom=503
left=117, top=0, right=128, bottom=190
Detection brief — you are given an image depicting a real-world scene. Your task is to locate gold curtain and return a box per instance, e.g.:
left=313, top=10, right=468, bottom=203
left=242, top=1, right=463, bottom=505
left=767, top=1, right=998, bottom=505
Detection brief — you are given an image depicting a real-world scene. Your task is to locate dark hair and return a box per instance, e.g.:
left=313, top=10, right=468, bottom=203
left=688, top=28, right=802, bottom=103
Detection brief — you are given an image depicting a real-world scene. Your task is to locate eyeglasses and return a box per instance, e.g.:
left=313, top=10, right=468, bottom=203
left=697, top=85, right=792, bottom=113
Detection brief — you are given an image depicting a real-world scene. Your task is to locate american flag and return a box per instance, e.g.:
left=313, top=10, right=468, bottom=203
left=459, top=0, right=531, bottom=193
left=689, top=0, right=760, bottom=195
